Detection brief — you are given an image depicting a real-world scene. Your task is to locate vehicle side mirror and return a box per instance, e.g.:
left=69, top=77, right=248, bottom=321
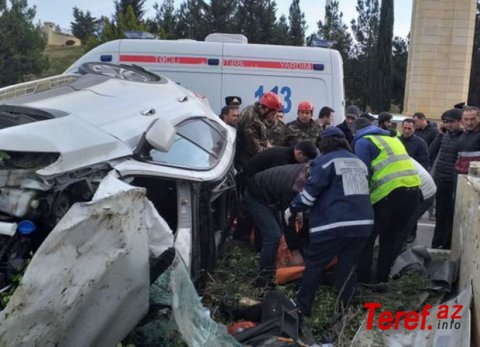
left=146, top=118, right=176, bottom=152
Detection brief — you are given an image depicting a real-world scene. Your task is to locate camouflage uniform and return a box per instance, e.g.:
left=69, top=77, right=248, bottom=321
left=266, top=119, right=286, bottom=146
left=283, top=119, right=322, bottom=147
left=236, top=103, right=271, bottom=168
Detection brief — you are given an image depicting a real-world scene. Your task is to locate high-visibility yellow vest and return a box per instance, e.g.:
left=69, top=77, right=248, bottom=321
left=364, top=135, right=421, bottom=204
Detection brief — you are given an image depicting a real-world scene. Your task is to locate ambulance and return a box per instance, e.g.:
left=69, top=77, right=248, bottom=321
left=66, top=33, right=346, bottom=124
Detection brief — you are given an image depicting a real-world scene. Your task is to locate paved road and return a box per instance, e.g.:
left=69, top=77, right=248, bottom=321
left=413, top=212, right=435, bottom=248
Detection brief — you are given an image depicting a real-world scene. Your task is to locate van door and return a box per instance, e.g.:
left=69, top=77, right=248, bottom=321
left=222, top=43, right=344, bottom=124
left=117, top=40, right=224, bottom=114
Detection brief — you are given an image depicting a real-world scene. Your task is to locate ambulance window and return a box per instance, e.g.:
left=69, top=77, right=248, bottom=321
left=148, top=118, right=227, bottom=170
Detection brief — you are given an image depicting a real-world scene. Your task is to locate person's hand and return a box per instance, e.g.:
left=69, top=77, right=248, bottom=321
left=284, top=208, right=292, bottom=224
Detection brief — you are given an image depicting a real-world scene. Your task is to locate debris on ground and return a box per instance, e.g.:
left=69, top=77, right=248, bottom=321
left=202, top=242, right=460, bottom=346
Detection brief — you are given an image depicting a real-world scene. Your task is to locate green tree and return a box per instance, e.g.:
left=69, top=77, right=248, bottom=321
left=308, top=1, right=352, bottom=62
left=152, top=0, right=177, bottom=38
left=348, top=0, right=380, bottom=109
left=174, top=0, right=209, bottom=40
left=271, top=14, right=290, bottom=45
left=71, top=7, right=97, bottom=45
left=0, top=0, right=48, bottom=87
left=85, top=6, right=148, bottom=51
left=370, top=0, right=394, bottom=113
left=114, top=0, right=146, bottom=22
left=288, top=0, right=306, bottom=46
left=207, top=0, right=237, bottom=34
left=392, top=36, right=408, bottom=112
left=235, top=0, right=279, bottom=44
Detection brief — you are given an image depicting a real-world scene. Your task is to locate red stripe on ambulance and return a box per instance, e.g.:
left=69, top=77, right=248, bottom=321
left=120, top=55, right=208, bottom=64
left=223, top=59, right=314, bottom=70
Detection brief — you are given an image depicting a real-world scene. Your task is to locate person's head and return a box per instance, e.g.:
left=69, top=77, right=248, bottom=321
left=412, top=112, right=427, bottom=129
left=259, top=92, right=283, bottom=122
left=462, top=106, right=480, bottom=131
left=318, top=127, right=352, bottom=154
left=225, top=96, right=242, bottom=109
left=359, top=112, right=375, bottom=124
left=352, top=117, right=372, bottom=133
left=275, top=110, right=285, bottom=123
left=378, top=112, right=393, bottom=130
left=297, top=101, right=314, bottom=124
left=293, top=140, right=318, bottom=162
left=318, top=106, right=335, bottom=126
left=401, top=118, right=416, bottom=138
left=441, top=108, right=463, bottom=132
left=345, top=105, right=360, bottom=128
left=220, top=105, right=239, bottom=127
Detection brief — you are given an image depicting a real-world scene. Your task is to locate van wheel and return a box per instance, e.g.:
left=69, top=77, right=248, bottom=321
left=78, top=62, right=161, bottom=82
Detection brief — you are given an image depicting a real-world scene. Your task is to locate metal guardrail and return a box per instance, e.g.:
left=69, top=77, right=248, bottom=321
left=0, top=74, right=79, bottom=101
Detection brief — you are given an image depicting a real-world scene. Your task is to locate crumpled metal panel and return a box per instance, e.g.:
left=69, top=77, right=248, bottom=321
left=0, top=175, right=174, bottom=346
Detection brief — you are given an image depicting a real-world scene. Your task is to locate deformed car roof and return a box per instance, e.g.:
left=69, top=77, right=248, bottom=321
left=0, top=71, right=234, bottom=178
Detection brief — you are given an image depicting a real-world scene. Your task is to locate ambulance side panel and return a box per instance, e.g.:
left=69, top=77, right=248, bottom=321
left=65, top=39, right=345, bottom=123
left=222, top=43, right=344, bottom=124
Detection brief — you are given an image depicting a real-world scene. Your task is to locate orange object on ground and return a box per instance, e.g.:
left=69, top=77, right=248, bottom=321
left=275, top=235, right=339, bottom=284
left=227, top=321, right=256, bottom=335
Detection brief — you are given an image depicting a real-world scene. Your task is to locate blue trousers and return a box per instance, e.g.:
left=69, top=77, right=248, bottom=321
left=243, top=190, right=281, bottom=271
left=296, top=236, right=367, bottom=316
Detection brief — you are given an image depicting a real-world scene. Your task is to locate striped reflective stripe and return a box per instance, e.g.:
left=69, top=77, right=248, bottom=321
left=370, top=169, right=419, bottom=191
left=372, top=154, right=411, bottom=171
left=300, top=190, right=316, bottom=206
left=310, top=219, right=374, bottom=233
left=458, top=151, right=480, bottom=157
left=373, top=135, right=394, bottom=155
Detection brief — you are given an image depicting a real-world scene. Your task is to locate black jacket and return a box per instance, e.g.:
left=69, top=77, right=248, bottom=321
left=337, top=121, right=354, bottom=144
left=415, top=121, right=438, bottom=147
left=242, top=146, right=296, bottom=178
left=400, top=134, right=431, bottom=169
left=432, top=129, right=463, bottom=183
left=247, top=163, right=308, bottom=210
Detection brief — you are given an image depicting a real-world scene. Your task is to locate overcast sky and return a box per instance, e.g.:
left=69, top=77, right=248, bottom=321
left=29, top=0, right=413, bottom=38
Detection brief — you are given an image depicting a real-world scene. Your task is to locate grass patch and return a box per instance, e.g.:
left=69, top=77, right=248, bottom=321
left=40, top=46, right=85, bottom=77
left=202, top=243, right=436, bottom=346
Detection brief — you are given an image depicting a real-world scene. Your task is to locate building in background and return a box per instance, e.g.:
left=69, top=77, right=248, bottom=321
left=43, top=22, right=81, bottom=47
left=404, top=0, right=476, bottom=119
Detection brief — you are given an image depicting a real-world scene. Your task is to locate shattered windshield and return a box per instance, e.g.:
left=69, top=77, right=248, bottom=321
left=148, top=118, right=227, bottom=170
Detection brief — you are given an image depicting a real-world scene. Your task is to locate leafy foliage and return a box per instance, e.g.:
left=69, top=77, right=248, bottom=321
left=71, top=7, right=97, bottom=45
left=288, top=0, right=306, bottom=46
left=369, top=0, right=394, bottom=113
left=309, top=1, right=352, bottom=62
left=0, top=0, right=48, bottom=87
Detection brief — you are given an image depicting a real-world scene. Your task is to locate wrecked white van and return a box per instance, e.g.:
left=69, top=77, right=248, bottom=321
left=0, top=63, right=237, bottom=282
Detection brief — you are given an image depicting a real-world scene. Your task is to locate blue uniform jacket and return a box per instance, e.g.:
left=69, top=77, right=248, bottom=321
left=289, top=149, right=374, bottom=243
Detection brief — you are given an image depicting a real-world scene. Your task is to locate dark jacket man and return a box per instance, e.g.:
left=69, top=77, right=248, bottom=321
left=431, top=108, right=464, bottom=249
left=414, top=120, right=438, bottom=147
left=400, top=134, right=431, bottom=169
left=243, top=141, right=317, bottom=178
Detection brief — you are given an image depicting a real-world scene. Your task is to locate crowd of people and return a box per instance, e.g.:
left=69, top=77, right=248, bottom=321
left=218, top=92, right=480, bottom=316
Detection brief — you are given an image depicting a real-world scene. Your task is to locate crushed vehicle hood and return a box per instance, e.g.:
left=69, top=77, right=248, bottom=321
left=0, top=73, right=224, bottom=177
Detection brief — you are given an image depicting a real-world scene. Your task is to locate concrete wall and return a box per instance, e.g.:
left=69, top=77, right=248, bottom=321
left=404, top=0, right=476, bottom=120
left=451, top=173, right=480, bottom=345
left=43, top=22, right=81, bottom=47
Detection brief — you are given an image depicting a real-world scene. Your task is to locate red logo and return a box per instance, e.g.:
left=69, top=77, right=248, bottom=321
left=364, top=302, right=463, bottom=331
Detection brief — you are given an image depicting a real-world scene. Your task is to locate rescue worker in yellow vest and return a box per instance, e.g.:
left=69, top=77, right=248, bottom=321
left=352, top=118, right=421, bottom=283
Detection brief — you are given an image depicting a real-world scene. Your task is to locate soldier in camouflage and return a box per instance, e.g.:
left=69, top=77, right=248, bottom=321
left=266, top=111, right=286, bottom=146
left=236, top=92, right=283, bottom=169
left=284, top=101, right=321, bottom=147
